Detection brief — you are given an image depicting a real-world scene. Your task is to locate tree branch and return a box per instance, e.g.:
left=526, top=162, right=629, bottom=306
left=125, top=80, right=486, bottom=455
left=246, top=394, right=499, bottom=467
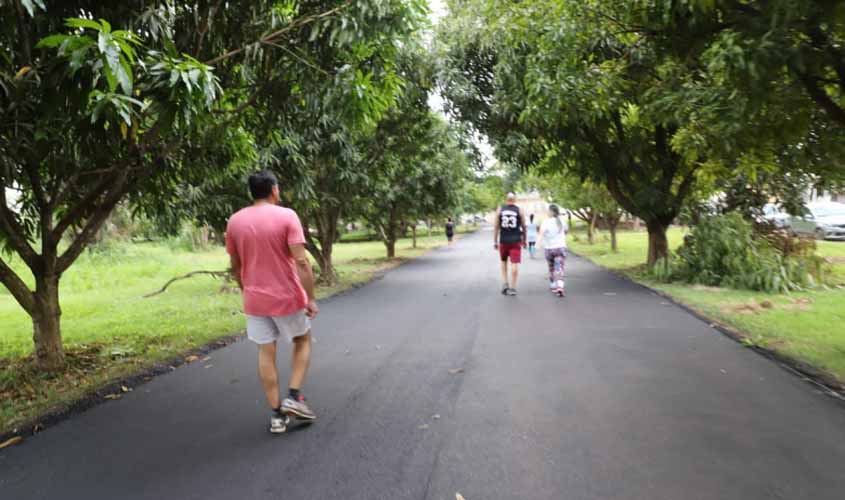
left=0, top=186, right=40, bottom=269
left=0, top=255, right=35, bottom=314
left=56, top=168, right=133, bottom=273
left=143, top=270, right=230, bottom=298
left=795, top=71, right=845, bottom=126
left=51, top=174, right=115, bottom=241
left=205, top=2, right=352, bottom=66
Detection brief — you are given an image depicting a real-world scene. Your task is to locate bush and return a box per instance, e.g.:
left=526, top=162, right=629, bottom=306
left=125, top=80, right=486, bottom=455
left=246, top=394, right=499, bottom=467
left=661, top=213, right=823, bottom=293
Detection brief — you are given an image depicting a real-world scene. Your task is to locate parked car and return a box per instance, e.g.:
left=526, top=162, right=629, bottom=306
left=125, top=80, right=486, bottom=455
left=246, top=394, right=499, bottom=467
left=761, top=203, right=789, bottom=228
left=787, top=202, right=845, bottom=240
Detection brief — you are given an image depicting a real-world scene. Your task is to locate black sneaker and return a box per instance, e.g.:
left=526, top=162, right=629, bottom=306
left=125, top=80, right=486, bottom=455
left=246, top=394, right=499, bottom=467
left=501, top=283, right=510, bottom=295
left=270, top=411, right=289, bottom=434
left=506, top=288, right=518, bottom=296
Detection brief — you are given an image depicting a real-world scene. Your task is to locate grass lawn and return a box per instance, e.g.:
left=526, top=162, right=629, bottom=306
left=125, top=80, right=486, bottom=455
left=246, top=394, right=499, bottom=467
left=569, top=227, right=845, bottom=385
left=0, top=229, right=471, bottom=434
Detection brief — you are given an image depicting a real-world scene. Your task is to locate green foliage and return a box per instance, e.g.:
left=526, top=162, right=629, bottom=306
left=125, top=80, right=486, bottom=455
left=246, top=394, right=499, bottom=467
left=0, top=0, right=429, bottom=369
left=665, top=214, right=823, bottom=293
left=436, top=0, right=705, bottom=264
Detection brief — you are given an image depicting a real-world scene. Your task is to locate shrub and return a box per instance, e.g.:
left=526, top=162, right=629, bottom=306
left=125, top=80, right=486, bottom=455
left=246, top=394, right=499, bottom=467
left=663, top=213, right=823, bottom=293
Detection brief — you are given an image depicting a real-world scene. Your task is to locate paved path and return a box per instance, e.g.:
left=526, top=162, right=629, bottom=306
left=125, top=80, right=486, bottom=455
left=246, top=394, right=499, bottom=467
left=2, top=229, right=845, bottom=500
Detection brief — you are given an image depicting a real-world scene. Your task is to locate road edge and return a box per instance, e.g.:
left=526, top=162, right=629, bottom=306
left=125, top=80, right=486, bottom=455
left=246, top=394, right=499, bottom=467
left=569, top=251, right=845, bottom=404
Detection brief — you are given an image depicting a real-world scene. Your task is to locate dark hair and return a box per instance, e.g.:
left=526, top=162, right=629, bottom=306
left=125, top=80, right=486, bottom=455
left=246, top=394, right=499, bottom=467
left=549, top=204, right=563, bottom=230
left=448, top=217, right=453, bottom=222
left=248, top=170, right=278, bottom=200
left=529, top=214, right=534, bottom=222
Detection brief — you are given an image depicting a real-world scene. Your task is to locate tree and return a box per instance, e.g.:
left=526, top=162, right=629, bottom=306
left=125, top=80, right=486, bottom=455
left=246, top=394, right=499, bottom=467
left=536, top=174, right=623, bottom=250
left=0, top=0, right=424, bottom=371
left=364, top=112, right=470, bottom=257
left=437, top=0, right=726, bottom=266
left=635, top=1, right=845, bottom=131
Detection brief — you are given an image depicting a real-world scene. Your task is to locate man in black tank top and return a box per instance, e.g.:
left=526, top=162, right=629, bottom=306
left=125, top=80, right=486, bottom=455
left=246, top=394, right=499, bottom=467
left=493, top=192, right=526, bottom=296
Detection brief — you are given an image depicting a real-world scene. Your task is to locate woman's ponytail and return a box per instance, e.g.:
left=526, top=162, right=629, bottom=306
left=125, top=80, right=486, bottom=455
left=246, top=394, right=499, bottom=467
left=549, top=204, right=563, bottom=231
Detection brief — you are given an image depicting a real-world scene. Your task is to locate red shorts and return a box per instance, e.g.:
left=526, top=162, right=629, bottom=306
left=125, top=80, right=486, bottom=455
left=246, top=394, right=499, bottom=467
left=499, top=242, right=522, bottom=263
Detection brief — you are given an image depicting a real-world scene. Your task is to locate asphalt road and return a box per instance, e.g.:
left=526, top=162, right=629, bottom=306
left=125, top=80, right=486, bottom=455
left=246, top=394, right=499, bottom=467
left=2, top=228, right=845, bottom=500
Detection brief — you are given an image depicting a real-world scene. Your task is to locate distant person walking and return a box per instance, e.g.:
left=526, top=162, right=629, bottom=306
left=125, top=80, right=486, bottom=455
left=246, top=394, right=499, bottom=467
left=445, top=217, right=455, bottom=247
left=526, top=214, right=539, bottom=259
left=540, top=204, right=568, bottom=296
left=494, top=192, right=526, bottom=296
left=226, top=170, right=319, bottom=433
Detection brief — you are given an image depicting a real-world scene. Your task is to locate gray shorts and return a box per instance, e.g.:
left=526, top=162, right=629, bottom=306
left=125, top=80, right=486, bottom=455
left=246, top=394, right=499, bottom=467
left=246, top=310, right=311, bottom=344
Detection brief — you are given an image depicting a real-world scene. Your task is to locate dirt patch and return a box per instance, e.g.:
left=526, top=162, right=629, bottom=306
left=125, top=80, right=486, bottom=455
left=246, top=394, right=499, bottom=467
left=691, top=285, right=728, bottom=293
left=721, top=302, right=764, bottom=315
left=781, top=296, right=813, bottom=312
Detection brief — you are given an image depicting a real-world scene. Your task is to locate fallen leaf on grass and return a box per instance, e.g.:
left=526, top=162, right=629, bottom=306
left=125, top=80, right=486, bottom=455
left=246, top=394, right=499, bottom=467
left=201, top=356, right=211, bottom=362
left=104, top=394, right=121, bottom=400
left=184, top=355, right=200, bottom=363
left=448, top=368, right=464, bottom=375
left=120, top=385, right=131, bottom=393
left=0, top=436, right=23, bottom=449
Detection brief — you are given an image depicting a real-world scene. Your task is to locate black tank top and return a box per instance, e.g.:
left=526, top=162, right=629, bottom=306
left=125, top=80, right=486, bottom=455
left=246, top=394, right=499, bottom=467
left=499, top=204, right=522, bottom=244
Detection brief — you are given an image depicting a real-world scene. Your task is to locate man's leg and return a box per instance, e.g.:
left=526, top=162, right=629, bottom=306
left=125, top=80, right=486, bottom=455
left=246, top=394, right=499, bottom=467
left=288, top=331, right=312, bottom=391
left=257, top=342, right=281, bottom=410
left=511, top=263, right=520, bottom=290
left=500, top=258, right=509, bottom=293
left=281, top=321, right=317, bottom=420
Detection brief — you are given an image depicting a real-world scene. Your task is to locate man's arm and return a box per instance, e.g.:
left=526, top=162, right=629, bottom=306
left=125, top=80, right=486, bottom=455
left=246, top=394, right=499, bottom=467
left=290, top=243, right=319, bottom=318
left=229, top=252, right=243, bottom=290
left=519, top=208, right=527, bottom=246
left=493, top=207, right=501, bottom=248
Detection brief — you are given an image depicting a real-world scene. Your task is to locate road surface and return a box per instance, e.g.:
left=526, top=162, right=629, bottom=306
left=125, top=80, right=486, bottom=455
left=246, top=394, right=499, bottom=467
left=2, top=228, right=845, bottom=500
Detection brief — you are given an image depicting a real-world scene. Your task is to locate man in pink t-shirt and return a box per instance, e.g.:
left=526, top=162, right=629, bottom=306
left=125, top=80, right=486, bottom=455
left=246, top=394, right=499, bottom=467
left=226, top=170, right=319, bottom=433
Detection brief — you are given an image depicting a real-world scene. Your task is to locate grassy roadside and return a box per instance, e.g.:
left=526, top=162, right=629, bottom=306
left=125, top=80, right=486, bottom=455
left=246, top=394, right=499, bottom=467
left=0, top=227, right=474, bottom=435
left=569, top=227, right=845, bottom=386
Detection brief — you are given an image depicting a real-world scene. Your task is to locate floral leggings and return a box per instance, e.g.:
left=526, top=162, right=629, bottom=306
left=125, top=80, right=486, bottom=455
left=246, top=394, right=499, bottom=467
left=544, top=248, right=566, bottom=283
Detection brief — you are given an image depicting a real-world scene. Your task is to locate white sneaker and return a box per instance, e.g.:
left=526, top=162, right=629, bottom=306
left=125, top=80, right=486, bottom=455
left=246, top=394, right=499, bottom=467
left=282, top=396, right=317, bottom=420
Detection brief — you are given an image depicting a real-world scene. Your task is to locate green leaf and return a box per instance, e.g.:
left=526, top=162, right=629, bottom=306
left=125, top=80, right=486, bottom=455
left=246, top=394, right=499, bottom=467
left=65, top=18, right=104, bottom=32
left=104, top=66, right=118, bottom=92
left=36, top=35, right=70, bottom=49
left=116, top=57, right=133, bottom=94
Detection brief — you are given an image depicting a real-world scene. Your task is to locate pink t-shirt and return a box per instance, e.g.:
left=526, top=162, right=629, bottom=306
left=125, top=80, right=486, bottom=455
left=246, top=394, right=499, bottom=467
left=225, top=204, right=308, bottom=317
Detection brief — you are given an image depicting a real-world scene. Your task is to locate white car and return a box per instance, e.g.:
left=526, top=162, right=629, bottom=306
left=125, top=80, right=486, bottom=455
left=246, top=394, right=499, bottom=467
left=787, top=202, right=845, bottom=240
left=761, top=203, right=789, bottom=228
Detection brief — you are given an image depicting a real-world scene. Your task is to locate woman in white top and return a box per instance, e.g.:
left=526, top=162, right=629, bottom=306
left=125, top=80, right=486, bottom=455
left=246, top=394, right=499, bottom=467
left=539, top=204, right=568, bottom=296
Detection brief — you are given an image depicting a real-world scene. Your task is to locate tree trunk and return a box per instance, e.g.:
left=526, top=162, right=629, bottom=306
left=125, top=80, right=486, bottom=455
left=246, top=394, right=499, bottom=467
left=646, top=221, right=669, bottom=267
left=609, top=222, right=618, bottom=252
left=386, top=239, right=396, bottom=258
left=412, top=225, right=417, bottom=249
left=315, top=246, right=336, bottom=285
left=587, top=211, right=597, bottom=244
left=32, top=274, right=65, bottom=372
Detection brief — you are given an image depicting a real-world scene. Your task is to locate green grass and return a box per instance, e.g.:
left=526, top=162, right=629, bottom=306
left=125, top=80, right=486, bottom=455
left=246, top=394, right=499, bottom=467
left=339, top=223, right=475, bottom=243
left=568, top=226, right=688, bottom=271
left=569, top=227, right=845, bottom=384
left=0, top=230, right=470, bottom=433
